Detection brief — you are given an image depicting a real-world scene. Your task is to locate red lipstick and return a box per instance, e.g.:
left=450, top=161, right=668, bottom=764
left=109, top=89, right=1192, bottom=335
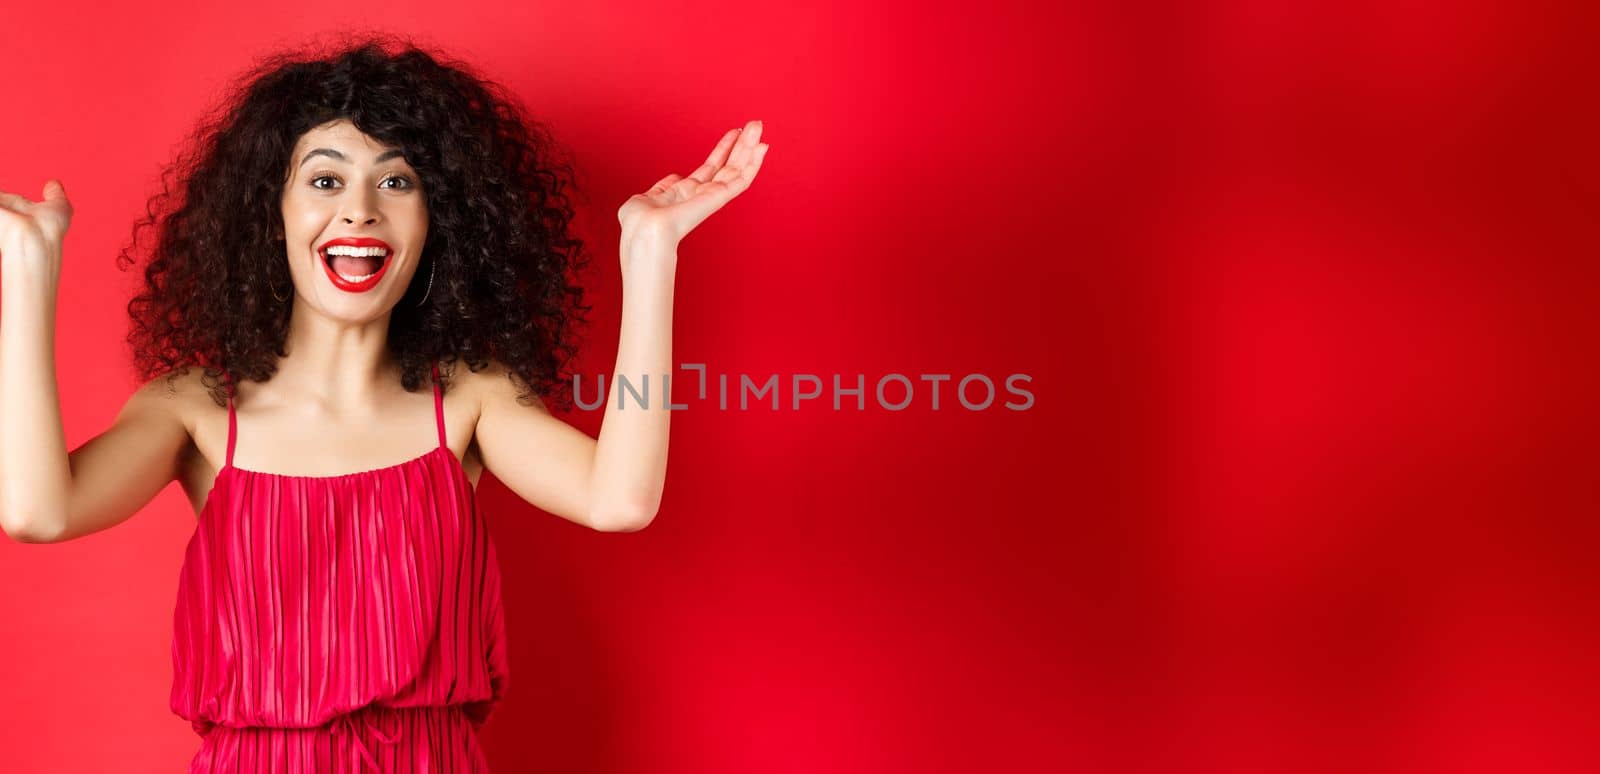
left=317, top=237, right=393, bottom=293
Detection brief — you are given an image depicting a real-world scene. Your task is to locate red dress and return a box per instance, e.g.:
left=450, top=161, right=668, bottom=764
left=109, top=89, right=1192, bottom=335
left=171, top=363, right=510, bottom=772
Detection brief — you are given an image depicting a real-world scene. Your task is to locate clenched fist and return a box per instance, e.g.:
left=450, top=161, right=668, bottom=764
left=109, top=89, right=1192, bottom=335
left=0, top=179, right=74, bottom=272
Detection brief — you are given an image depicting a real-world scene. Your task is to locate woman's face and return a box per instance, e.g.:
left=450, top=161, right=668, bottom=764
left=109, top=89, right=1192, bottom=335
left=280, top=119, right=429, bottom=318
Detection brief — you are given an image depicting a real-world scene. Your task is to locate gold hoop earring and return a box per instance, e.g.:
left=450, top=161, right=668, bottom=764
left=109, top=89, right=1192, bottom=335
left=271, top=280, right=290, bottom=303
left=414, top=261, right=435, bottom=307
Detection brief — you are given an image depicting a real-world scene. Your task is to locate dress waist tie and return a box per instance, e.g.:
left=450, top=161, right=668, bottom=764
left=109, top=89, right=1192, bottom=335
left=332, top=710, right=401, bottom=772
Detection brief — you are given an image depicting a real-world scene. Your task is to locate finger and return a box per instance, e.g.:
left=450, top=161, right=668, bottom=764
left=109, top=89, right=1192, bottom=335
left=741, top=146, right=769, bottom=190
left=707, top=127, right=743, bottom=166
left=738, top=119, right=763, bottom=147
left=42, top=180, right=73, bottom=220
left=718, top=120, right=764, bottom=177
left=749, top=143, right=769, bottom=177
left=686, top=126, right=750, bottom=183
left=647, top=173, right=684, bottom=195
left=698, top=128, right=743, bottom=176
left=712, top=142, right=769, bottom=186
left=0, top=190, right=34, bottom=213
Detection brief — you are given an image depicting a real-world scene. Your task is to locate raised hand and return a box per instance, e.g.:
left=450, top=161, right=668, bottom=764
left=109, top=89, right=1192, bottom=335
left=617, top=120, right=769, bottom=249
left=0, top=179, right=74, bottom=269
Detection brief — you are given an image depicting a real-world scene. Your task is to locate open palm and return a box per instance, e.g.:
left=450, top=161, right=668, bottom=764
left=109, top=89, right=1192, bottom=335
left=617, top=120, right=769, bottom=247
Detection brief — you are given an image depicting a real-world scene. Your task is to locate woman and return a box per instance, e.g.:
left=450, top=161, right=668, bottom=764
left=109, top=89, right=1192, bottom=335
left=0, top=37, right=767, bottom=771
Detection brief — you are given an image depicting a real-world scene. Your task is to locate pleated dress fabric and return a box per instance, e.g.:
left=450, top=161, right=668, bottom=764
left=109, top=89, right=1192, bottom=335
left=172, top=363, right=509, bottom=773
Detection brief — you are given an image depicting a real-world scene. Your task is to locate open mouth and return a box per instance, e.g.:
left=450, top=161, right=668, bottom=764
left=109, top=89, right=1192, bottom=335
left=317, top=240, right=393, bottom=292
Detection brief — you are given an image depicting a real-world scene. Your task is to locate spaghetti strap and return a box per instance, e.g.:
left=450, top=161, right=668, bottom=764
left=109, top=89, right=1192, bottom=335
left=223, top=370, right=237, bottom=469
left=430, top=362, right=447, bottom=450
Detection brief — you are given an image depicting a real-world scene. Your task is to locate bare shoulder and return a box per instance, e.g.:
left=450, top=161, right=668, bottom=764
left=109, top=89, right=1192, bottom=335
left=123, top=366, right=225, bottom=440
left=451, top=358, right=597, bottom=527
left=451, top=358, right=551, bottom=416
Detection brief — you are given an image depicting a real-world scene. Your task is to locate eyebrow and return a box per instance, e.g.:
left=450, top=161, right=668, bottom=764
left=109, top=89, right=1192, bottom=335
left=298, top=147, right=407, bottom=168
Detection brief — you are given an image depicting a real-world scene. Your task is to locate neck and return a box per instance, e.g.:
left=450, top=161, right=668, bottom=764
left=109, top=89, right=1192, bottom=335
left=270, top=298, right=398, bottom=407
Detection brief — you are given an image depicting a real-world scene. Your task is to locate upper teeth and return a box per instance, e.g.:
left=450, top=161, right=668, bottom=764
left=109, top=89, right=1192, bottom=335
left=325, top=245, right=389, bottom=257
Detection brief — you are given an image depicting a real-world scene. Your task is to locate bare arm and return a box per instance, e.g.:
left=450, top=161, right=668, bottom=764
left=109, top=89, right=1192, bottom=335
left=0, top=180, right=188, bottom=543
left=588, top=242, right=676, bottom=531
left=475, top=120, right=768, bottom=532
left=0, top=180, right=73, bottom=542
left=471, top=363, right=606, bottom=530
left=472, top=246, right=679, bottom=533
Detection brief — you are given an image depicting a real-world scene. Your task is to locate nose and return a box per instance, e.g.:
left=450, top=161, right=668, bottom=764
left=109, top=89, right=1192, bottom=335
left=340, top=189, right=381, bottom=226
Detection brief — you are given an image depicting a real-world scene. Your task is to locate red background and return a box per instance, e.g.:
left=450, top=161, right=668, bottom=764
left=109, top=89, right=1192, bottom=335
left=2, top=1, right=1596, bottom=771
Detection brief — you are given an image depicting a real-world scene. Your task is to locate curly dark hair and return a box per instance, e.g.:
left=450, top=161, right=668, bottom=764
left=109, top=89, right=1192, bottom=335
left=117, top=33, right=592, bottom=411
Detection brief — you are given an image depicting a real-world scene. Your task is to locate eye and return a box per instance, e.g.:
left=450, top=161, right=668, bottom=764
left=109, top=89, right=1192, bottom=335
left=381, top=175, right=415, bottom=190
left=310, top=175, right=340, bottom=190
